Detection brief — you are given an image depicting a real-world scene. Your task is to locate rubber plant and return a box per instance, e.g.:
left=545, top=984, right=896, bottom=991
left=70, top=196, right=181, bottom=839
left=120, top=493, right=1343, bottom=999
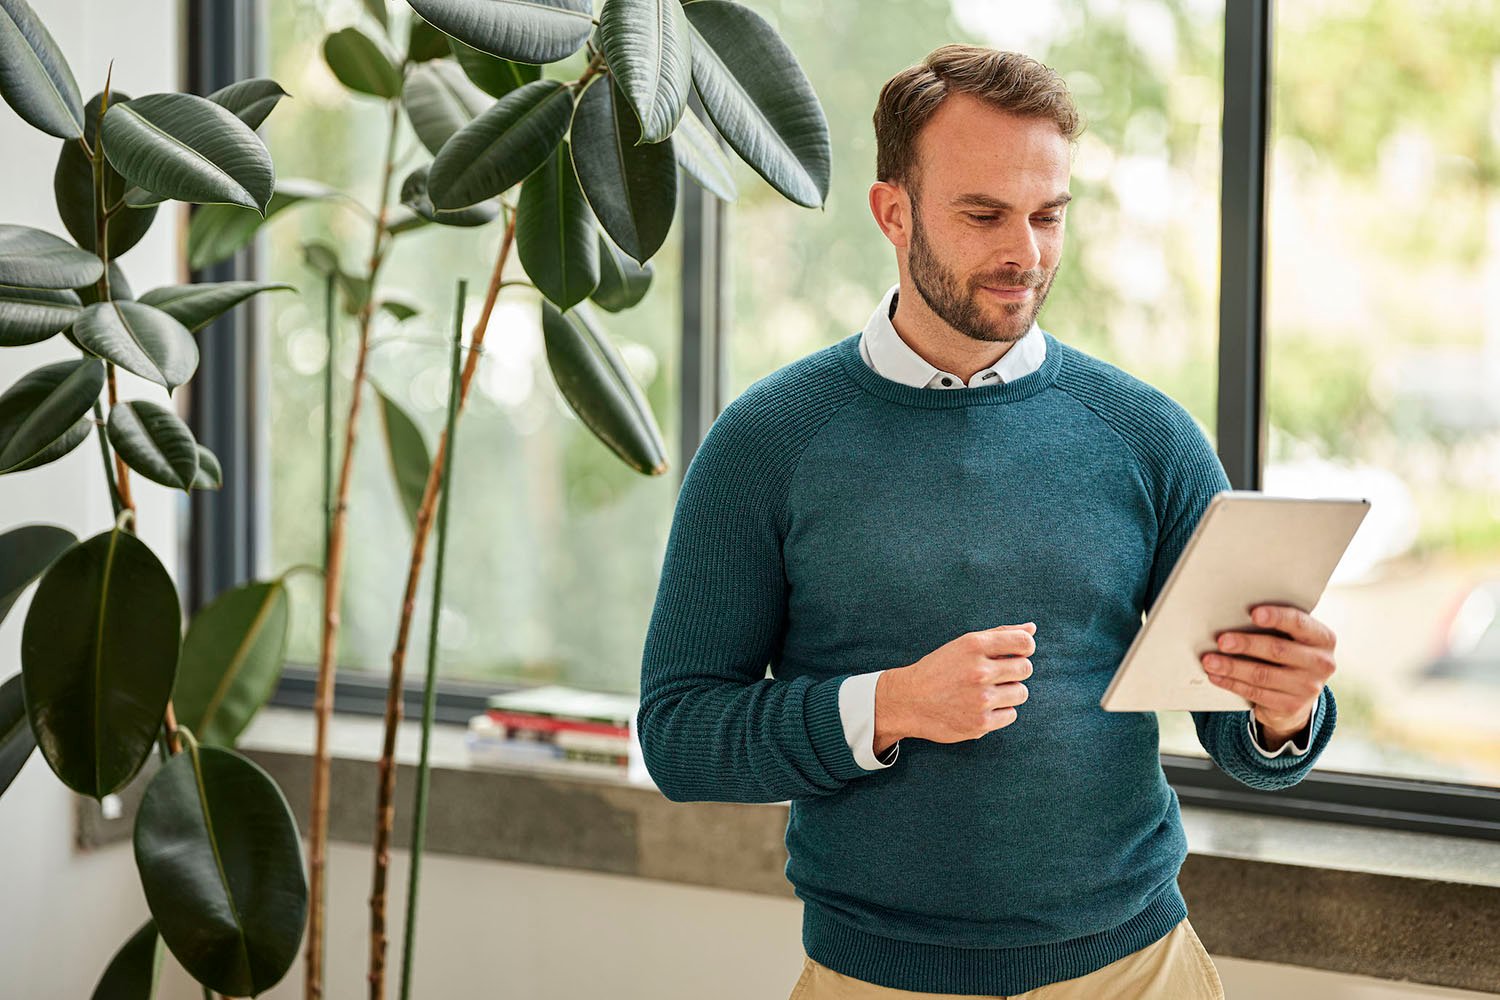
left=0, top=0, right=308, bottom=997
left=201, top=0, right=831, bottom=995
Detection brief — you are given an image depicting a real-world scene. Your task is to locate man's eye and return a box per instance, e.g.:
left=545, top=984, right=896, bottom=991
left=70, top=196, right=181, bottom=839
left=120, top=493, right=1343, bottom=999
left=966, top=213, right=997, bottom=222
left=1035, top=216, right=1062, bottom=224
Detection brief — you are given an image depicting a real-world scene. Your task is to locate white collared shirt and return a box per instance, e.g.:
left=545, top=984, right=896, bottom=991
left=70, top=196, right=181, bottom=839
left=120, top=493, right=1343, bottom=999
left=839, top=283, right=1311, bottom=769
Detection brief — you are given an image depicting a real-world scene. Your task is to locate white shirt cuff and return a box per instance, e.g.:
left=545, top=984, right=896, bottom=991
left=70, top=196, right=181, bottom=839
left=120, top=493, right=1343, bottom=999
left=839, top=671, right=899, bottom=770
left=1247, top=717, right=1310, bottom=758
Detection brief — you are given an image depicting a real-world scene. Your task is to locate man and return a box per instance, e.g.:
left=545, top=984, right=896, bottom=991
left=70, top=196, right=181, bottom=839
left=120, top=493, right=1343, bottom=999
left=637, top=45, right=1338, bottom=1000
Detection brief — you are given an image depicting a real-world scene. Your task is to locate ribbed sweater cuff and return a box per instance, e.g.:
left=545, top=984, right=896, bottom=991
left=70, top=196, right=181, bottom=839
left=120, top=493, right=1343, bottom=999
left=806, top=673, right=880, bottom=782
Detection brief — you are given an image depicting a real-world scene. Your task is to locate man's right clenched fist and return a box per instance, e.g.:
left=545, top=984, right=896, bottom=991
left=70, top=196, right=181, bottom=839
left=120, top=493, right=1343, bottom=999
left=874, top=623, right=1036, bottom=750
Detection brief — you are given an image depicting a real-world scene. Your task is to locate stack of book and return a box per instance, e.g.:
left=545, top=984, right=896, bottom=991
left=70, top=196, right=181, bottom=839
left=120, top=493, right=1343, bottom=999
left=465, top=685, right=647, bottom=783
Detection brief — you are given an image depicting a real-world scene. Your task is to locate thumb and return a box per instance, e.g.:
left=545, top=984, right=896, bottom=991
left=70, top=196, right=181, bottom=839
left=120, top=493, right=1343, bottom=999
left=993, top=621, right=1037, bottom=633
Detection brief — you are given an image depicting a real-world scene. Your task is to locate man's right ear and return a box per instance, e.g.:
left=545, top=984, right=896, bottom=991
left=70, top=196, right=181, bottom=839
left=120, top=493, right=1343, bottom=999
left=868, top=180, right=911, bottom=249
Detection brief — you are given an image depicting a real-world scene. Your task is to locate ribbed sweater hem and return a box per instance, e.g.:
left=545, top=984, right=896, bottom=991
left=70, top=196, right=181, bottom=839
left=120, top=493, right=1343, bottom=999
left=802, top=880, right=1188, bottom=995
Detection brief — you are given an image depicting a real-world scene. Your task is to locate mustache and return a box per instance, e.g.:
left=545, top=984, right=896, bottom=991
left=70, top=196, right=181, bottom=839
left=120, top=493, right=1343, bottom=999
left=975, top=269, right=1045, bottom=288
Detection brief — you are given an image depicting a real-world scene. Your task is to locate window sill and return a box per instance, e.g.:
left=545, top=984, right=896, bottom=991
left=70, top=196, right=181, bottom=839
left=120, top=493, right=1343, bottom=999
left=78, top=707, right=1500, bottom=993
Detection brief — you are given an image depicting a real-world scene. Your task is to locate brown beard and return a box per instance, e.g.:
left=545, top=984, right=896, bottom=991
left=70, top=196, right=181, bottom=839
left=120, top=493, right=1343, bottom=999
left=906, top=189, right=1056, bottom=344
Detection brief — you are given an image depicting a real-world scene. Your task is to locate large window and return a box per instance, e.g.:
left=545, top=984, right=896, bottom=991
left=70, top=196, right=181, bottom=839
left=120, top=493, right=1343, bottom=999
left=209, top=0, right=1497, bottom=832
left=263, top=0, right=682, bottom=693
left=1259, top=0, right=1500, bottom=789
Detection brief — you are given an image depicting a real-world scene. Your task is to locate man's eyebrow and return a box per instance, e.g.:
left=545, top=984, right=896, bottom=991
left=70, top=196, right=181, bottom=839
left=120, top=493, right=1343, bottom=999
left=951, top=193, right=1073, bottom=211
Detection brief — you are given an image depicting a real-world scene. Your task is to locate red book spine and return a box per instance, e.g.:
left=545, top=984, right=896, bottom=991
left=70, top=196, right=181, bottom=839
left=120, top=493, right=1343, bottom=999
left=485, top=709, right=629, bottom=739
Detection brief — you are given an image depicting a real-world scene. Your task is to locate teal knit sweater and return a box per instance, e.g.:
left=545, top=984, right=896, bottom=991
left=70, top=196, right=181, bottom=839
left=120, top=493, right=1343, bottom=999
left=637, top=329, right=1336, bottom=994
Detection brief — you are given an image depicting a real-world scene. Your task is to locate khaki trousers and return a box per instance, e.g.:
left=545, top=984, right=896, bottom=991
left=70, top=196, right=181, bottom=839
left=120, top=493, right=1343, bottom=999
left=789, top=918, right=1226, bottom=1000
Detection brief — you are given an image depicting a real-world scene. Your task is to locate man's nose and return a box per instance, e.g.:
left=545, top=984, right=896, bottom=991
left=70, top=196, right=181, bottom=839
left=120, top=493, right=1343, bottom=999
left=997, top=220, right=1042, bottom=272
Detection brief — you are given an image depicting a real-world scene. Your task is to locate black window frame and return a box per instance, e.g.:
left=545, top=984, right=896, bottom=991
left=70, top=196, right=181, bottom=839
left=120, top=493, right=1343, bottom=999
left=188, top=0, right=1500, bottom=842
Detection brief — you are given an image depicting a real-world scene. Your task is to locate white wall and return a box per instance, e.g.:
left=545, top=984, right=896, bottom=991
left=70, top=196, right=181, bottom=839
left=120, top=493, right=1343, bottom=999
left=1, top=3, right=1494, bottom=999
left=0, top=1, right=183, bottom=997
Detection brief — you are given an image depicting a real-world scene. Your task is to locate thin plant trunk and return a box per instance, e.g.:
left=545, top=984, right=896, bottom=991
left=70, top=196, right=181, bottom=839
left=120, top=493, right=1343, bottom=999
left=366, top=211, right=516, bottom=999
left=306, top=96, right=403, bottom=1000
left=396, top=280, right=467, bottom=1000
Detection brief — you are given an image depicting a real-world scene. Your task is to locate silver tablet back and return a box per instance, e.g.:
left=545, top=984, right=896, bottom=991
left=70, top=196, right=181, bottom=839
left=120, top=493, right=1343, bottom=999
left=1100, top=490, right=1371, bottom=712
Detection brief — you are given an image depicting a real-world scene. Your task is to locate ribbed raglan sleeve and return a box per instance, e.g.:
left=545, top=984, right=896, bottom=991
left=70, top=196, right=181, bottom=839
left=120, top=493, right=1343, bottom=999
left=1143, top=399, right=1337, bottom=791
left=635, top=390, right=886, bottom=804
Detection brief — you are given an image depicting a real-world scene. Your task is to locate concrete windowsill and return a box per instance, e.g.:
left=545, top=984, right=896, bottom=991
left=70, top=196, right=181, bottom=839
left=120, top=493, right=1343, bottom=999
left=78, top=707, right=1500, bottom=994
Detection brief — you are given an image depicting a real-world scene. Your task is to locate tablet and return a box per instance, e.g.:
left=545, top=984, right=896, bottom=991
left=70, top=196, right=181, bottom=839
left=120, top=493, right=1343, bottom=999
left=1100, top=490, right=1371, bottom=712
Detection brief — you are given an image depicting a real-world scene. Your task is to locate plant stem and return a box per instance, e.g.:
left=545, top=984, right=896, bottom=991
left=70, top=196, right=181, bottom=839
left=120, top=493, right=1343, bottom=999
left=104, top=366, right=135, bottom=511
left=92, top=402, right=124, bottom=517
left=322, top=274, right=335, bottom=571
left=395, top=279, right=466, bottom=1000
left=574, top=50, right=608, bottom=92
left=162, top=702, right=182, bottom=756
left=306, top=95, right=404, bottom=1000
left=367, top=208, right=516, bottom=999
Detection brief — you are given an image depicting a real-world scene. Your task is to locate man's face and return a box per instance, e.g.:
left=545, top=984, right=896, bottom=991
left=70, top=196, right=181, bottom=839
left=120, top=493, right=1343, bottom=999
left=897, top=93, right=1072, bottom=344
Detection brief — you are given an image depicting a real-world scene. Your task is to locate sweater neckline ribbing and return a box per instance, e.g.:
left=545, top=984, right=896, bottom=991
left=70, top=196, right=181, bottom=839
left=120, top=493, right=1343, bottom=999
left=833, top=328, right=1065, bottom=408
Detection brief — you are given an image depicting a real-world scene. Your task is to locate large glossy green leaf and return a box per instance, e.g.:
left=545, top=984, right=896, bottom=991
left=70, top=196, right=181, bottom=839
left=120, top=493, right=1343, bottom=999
left=0, top=358, right=103, bottom=474
left=399, top=164, right=499, bottom=227
left=598, top=0, right=690, bottom=144
left=193, top=443, right=222, bottom=490
left=516, top=140, right=599, bottom=311
left=672, top=102, right=737, bottom=202
left=173, top=580, right=290, bottom=747
left=0, top=286, right=81, bottom=346
left=204, top=77, right=290, bottom=131
left=0, top=523, right=75, bottom=625
left=570, top=74, right=676, bottom=264
left=0, top=223, right=103, bottom=289
left=406, top=0, right=591, bottom=64
left=74, top=259, right=131, bottom=305
left=402, top=58, right=489, bottom=156
left=21, top=527, right=180, bottom=798
left=1, top=673, right=36, bottom=798
left=406, top=13, right=452, bottom=62
left=591, top=232, right=653, bottom=313
left=134, top=744, right=307, bottom=997
left=121, top=80, right=291, bottom=210
left=137, top=281, right=292, bottom=333
left=323, top=26, right=404, bottom=99
left=540, top=298, right=666, bottom=474
left=101, top=93, right=275, bottom=212
left=90, top=919, right=163, bottom=1000
left=375, top=387, right=430, bottom=532
left=448, top=35, right=538, bottom=99
left=682, top=0, right=830, bottom=208
left=74, top=301, right=198, bottom=391
left=428, top=78, right=571, bottom=210
left=107, top=399, right=199, bottom=491
left=54, top=91, right=159, bottom=258
left=65, top=261, right=129, bottom=350
left=187, top=178, right=336, bottom=270
left=0, top=0, right=82, bottom=139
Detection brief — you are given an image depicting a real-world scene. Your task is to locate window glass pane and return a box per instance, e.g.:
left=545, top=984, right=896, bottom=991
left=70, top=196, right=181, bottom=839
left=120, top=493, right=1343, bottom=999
left=266, top=1, right=681, bottom=693
left=1263, top=0, right=1500, bottom=786
left=719, top=1, right=1225, bottom=757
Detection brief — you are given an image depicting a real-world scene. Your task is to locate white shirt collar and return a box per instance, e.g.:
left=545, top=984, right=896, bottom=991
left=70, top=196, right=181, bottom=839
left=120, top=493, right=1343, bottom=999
left=858, top=282, right=1046, bottom=389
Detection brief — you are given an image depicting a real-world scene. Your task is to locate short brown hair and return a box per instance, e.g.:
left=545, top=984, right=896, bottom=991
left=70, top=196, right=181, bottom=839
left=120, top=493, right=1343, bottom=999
left=873, top=45, right=1084, bottom=195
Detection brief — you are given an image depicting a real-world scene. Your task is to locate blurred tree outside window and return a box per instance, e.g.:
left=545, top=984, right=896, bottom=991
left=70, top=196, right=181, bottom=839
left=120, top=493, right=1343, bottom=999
left=266, top=0, right=681, bottom=694
left=1260, top=0, right=1500, bottom=787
